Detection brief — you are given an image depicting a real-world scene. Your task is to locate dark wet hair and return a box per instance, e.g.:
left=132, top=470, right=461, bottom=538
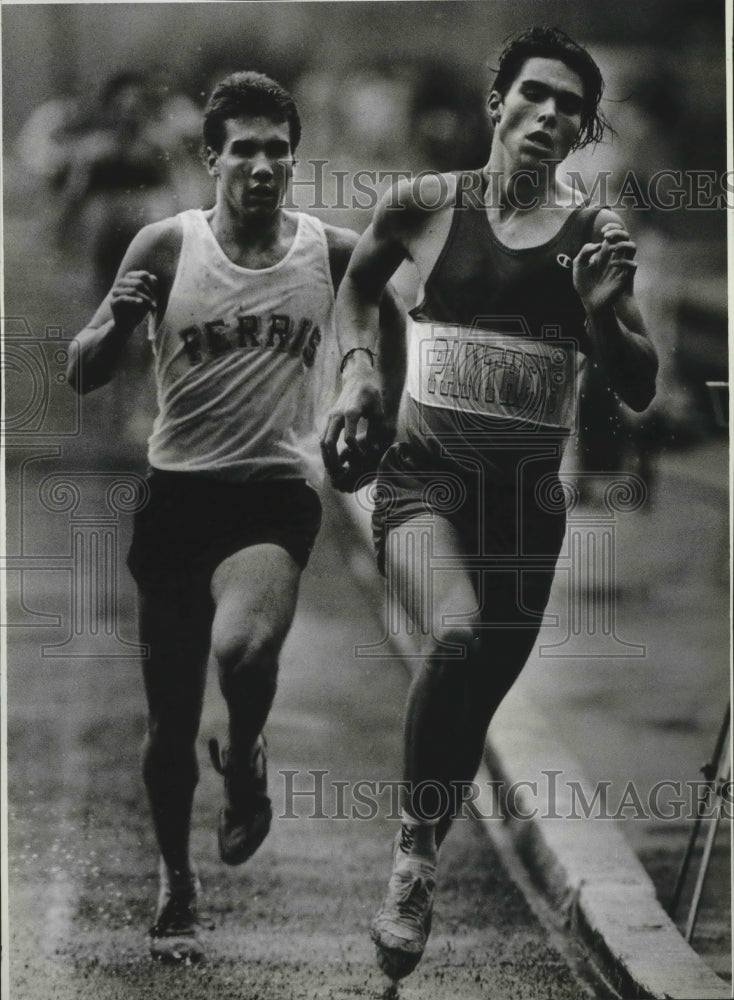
left=491, top=27, right=610, bottom=149
left=203, top=71, right=301, bottom=153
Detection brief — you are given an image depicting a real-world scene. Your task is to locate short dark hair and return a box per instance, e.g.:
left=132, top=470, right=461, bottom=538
left=491, top=27, right=609, bottom=149
left=203, top=71, right=302, bottom=153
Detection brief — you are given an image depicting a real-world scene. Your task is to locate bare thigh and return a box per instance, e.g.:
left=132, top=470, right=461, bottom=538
left=385, top=514, right=480, bottom=653
left=209, top=543, right=303, bottom=671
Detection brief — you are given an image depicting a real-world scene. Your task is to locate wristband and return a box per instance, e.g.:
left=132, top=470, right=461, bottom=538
left=340, top=346, right=375, bottom=374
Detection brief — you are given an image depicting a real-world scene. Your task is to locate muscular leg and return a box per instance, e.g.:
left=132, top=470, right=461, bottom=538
left=434, top=621, right=542, bottom=845
left=139, top=580, right=213, bottom=878
left=461, top=624, right=540, bottom=777
left=388, top=517, right=545, bottom=842
left=372, top=514, right=483, bottom=976
left=209, top=543, right=302, bottom=764
left=386, top=515, right=483, bottom=824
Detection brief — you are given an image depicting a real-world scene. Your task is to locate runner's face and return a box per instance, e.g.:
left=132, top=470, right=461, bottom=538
left=209, top=116, right=293, bottom=217
left=489, top=57, right=585, bottom=171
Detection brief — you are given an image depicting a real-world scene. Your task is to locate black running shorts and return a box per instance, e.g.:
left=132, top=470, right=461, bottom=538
left=127, top=469, right=322, bottom=590
left=371, top=440, right=567, bottom=622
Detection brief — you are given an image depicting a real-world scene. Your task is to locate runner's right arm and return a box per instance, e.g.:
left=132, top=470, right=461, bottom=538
left=67, top=217, right=181, bottom=393
left=321, top=178, right=424, bottom=473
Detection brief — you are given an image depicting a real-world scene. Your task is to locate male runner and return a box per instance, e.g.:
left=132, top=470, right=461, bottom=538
left=322, top=27, right=658, bottom=981
left=69, top=71, right=403, bottom=962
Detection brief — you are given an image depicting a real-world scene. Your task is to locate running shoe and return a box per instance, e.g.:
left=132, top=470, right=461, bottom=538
left=147, top=860, right=206, bottom=963
left=209, top=734, right=272, bottom=866
left=371, top=837, right=436, bottom=981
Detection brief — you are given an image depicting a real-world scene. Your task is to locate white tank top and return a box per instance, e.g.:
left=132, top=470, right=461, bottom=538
left=147, top=209, right=338, bottom=484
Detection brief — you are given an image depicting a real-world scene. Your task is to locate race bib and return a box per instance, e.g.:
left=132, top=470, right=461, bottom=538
left=406, top=319, right=579, bottom=431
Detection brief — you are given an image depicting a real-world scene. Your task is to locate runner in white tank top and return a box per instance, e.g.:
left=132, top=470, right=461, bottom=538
left=147, top=206, right=337, bottom=484
left=69, top=71, right=405, bottom=963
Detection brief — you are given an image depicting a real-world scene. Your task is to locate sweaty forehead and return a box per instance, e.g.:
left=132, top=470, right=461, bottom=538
left=223, top=115, right=290, bottom=144
left=512, top=57, right=584, bottom=97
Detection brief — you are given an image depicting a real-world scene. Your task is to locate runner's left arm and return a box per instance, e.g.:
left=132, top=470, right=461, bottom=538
left=573, top=211, right=658, bottom=412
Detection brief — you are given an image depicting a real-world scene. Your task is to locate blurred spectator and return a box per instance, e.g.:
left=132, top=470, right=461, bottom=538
left=338, top=67, right=414, bottom=164
left=299, top=58, right=490, bottom=175
left=15, top=92, right=88, bottom=192
left=146, top=65, right=211, bottom=210
left=56, top=71, right=178, bottom=296
left=409, top=62, right=490, bottom=171
left=53, top=70, right=190, bottom=443
left=566, top=50, right=723, bottom=499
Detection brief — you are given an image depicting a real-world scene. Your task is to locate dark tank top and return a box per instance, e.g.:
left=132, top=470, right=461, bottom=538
left=403, top=171, right=601, bottom=477
left=412, top=170, right=598, bottom=346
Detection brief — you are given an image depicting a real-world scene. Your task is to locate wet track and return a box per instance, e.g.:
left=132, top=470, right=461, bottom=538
left=6, top=486, right=603, bottom=1000
left=4, top=201, right=729, bottom=999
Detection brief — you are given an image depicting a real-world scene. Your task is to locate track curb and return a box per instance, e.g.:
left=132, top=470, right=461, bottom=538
left=337, top=490, right=731, bottom=1000
left=486, top=689, right=730, bottom=999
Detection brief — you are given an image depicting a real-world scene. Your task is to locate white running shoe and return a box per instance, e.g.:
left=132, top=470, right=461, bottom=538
left=371, top=836, right=436, bottom=981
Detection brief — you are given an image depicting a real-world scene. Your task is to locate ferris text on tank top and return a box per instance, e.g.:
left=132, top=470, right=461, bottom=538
left=146, top=209, right=338, bottom=485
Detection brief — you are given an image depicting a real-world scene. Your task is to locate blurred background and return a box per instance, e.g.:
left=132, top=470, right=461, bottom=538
left=2, top=0, right=728, bottom=457
left=3, top=0, right=730, bottom=980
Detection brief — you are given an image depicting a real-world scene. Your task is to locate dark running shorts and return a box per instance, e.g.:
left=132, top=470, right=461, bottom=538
left=127, top=469, right=322, bottom=590
left=371, top=440, right=567, bottom=621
